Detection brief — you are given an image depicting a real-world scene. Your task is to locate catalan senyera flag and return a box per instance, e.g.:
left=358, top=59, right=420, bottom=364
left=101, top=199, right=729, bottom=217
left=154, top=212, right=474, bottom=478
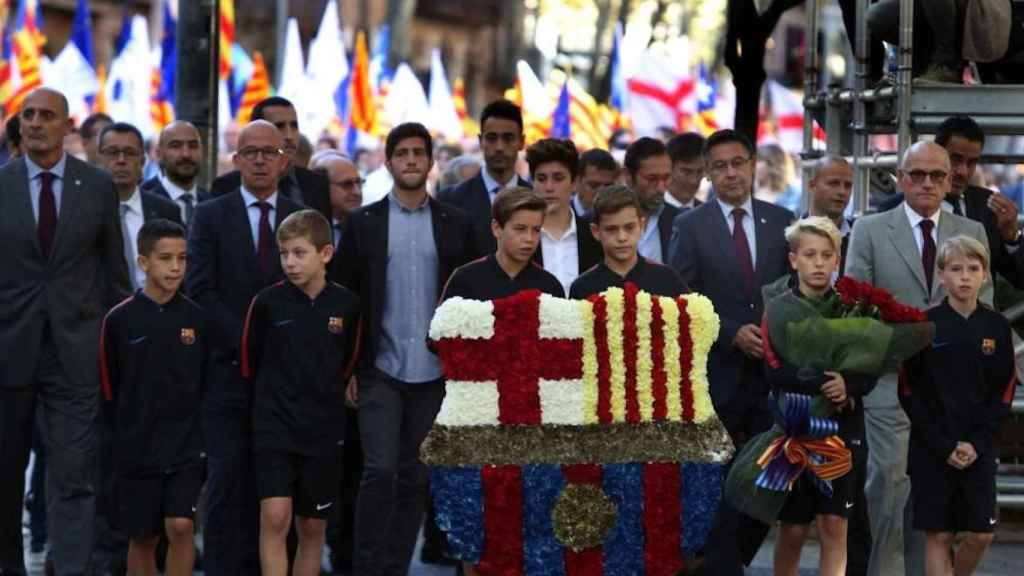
left=452, top=77, right=478, bottom=137
left=6, top=0, right=46, bottom=116
left=150, top=0, right=176, bottom=132
left=93, top=63, right=107, bottom=114
left=694, top=62, right=720, bottom=136
left=545, top=70, right=613, bottom=151
left=348, top=30, right=377, bottom=136
left=236, top=51, right=270, bottom=125
left=219, top=0, right=235, bottom=80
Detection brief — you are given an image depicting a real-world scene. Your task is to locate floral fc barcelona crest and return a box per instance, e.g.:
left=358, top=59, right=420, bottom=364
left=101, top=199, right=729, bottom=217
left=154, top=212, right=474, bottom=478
left=982, top=338, right=996, bottom=355
left=328, top=317, right=344, bottom=334
left=180, top=328, right=196, bottom=346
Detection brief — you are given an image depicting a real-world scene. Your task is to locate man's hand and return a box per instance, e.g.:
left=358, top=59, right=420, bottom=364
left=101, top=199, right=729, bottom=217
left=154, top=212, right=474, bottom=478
left=947, top=447, right=968, bottom=469
left=732, top=324, right=764, bottom=359
left=821, top=371, right=848, bottom=405
left=955, top=441, right=977, bottom=467
left=987, top=193, right=1021, bottom=242
left=345, top=375, right=359, bottom=408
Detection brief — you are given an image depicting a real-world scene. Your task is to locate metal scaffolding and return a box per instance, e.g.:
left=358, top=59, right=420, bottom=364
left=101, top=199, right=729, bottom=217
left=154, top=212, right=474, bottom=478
left=803, top=0, right=1024, bottom=215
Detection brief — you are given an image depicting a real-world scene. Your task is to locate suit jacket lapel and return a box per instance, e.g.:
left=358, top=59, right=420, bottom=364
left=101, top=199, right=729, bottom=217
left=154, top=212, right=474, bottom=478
left=888, top=206, right=929, bottom=294
left=368, top=198, right=390, bottom=294
left=705, top=202, right=744, bottom=284
left=229, top=192, right=261, bottom=278
left=52, top=159, right=82, bottom=258
left=752, top=201, right=771, bottom=286
left=471, top=175, right=492, bottom=223
left=10, top=159, right=41, bottom=255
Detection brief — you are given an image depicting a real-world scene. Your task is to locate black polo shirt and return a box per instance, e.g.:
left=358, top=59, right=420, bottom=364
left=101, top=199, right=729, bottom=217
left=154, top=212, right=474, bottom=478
left=440, top=254, right=565, bottom=301
left=569, top=257, right=688, bottom=299
left=900, top=299, right=1017, bottom=467
left=241, top=280, right=361, bottom=455
left=100, top=291, right=208, bottom=475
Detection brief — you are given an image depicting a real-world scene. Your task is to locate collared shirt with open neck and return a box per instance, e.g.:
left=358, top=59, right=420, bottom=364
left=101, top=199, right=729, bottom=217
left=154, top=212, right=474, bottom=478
left=540, top=213, right=579, bottom=296
left=663, top=191, right=696, bottom=211
left=239, top=186, right=278, bottom=250
left=25, top=152, right=68, bottom=222
left=903, top=201, right=941, bottom=256
left=716, top=194, right=758, bottom=267
left=159, top=172, right=199, bottom=223
left=638, top=203, right=665, bottom=264
left=481, top=168, right=518, bottom=204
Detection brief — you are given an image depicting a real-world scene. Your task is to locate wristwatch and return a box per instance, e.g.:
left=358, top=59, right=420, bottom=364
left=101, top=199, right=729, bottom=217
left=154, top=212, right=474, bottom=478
left=1007, top=227, right=1022, bottom=245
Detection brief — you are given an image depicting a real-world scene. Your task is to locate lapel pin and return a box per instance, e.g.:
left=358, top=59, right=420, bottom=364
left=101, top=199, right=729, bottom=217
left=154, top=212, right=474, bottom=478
left=75, top=180, right=81, bottom=186
left=760, top=217, right=767, bottom=224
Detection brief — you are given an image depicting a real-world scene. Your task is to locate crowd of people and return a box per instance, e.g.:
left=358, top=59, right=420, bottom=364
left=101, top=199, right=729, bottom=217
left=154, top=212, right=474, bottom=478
left=0, top=84, right=1019, bottom=576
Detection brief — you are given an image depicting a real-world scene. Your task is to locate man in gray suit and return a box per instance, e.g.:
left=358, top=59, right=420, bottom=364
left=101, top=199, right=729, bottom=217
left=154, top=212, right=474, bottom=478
left=846, top=141, right=991, bottom=576
left=0, top=87, right=131, bottom=575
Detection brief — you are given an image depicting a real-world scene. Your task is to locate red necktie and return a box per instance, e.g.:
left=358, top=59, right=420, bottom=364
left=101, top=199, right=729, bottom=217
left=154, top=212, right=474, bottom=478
left=920, top=219, right=936, bottom=293
left=732, top=208, right=755, bottom=298
left=38, top=172, right=57, bottom=258
left=256, top=201, right=273, bottom=275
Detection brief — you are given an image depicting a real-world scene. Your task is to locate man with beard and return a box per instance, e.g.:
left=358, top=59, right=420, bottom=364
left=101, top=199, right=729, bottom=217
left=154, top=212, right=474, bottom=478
left=624, top=137, right=679, bottom=264
left=438, top=100, right=531, bottom=254
left=210, top=97, right=332, bottom=222
left=143, top=121, right=210, bottom=228
left=333, top=123, right=477, bottom=575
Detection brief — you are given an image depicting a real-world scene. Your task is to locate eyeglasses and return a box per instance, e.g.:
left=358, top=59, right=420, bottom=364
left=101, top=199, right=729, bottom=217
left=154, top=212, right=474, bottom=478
left=709, top=156, right=751, bottom=174
left=333, top=178, right=365, bottom=190
left=100, top=147, right=142, bottom=160
left=905, top=170, right=948, bottom=184
left=237, top=147, right=284, bottom=161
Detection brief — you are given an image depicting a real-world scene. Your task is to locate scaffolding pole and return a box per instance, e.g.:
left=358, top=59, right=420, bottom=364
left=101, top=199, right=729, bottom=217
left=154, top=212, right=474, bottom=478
left=896, top=0, right=915, bottom=153
left=802, top=0, right=821, bottom=198
left=852, top=0, right=870, bottom=213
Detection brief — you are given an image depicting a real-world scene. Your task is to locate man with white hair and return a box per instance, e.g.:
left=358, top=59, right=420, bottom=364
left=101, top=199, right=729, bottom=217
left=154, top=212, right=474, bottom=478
left=311, top=150, right=364, bottom=247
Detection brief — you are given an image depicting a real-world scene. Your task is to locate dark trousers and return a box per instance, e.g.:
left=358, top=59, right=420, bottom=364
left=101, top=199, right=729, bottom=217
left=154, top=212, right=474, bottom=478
left=352, top=371, right=445, bottom=576
left=703, top=400, right=773, bottom=575
left=0, top=336, right=97, bottom=576
left=327, top=407, right=362, bottom=571
left=27, top=418, right=48, bottom=550
left=846, top=439, right=872, bottom=576
left=203, top=358, right=259, bottom=576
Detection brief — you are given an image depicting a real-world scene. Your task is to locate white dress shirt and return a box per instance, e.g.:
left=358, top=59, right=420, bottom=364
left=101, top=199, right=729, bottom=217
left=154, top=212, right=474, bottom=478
left=158, top=172, right=199, bottom=223
left=119, top=188, right=146, bottom=288
left=716, top=196, right=758, bottom=267
left=541, top=216, right=580, bottom=296
left=664, top=192, right=697, bottom=210
left=481, top=168, right=517, bottom=204
left=239, top=187, right=278, bottom=250
left=903, top=201, right=941, bottom=255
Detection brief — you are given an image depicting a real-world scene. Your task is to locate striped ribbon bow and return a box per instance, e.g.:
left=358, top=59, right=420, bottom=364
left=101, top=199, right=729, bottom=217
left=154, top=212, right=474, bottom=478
left=754, top=393, right=852, bottom=496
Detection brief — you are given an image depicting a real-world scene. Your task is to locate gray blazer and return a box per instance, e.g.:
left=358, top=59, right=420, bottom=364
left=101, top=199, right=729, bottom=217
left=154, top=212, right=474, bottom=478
left=0, top=155, right=132, bottom=390
left=846, top=202, right=992, bottom=406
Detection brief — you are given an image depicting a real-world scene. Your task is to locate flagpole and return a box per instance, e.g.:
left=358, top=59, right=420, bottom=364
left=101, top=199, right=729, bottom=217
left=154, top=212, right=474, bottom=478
left=176, top=0, right=218, bottom=188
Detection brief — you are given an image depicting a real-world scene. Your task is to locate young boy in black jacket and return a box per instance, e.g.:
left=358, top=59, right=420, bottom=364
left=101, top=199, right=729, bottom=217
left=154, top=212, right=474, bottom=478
left=900, top=235, right=1017, bottom=576
left=99, top=219, right=207, bottom=576
left=241, top=209, right=361, bottom=576
left=763, top=217, right=875, bottom=576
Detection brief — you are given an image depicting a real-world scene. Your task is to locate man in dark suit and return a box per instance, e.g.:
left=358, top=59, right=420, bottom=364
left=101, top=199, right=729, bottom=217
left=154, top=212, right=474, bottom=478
left=666, top=132, right=707, bottom=211
left=141, top=120, right=211, bottom=227
left=437, top=99, right=530, bottom=254
left=209, top=96, right=332, bottom=222
left=668, top=129, right=795, bottom=574
left=572, top=148, right=618, bottom=217
left=186, top=120, right=305, bottom=576
left=0, top=87, right=131, bottom=576
left=98, top=122, right=183, bottom=288
left=525, top=138, right=602, bottom=295
left=877, top=115, right=1024, bottom=288
left=624, top=137, right=680, bottom=264
left=333, top=123, right=477, bottom=575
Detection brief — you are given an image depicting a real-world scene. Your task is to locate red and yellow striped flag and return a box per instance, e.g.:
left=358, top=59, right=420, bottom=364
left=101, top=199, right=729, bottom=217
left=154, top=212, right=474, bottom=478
left=453, top=77, right=478, bottom=137
left=349, top=30, right=377, bottom=136
left=5, top=0, right=45, bottom=116
left=92, top=63, right=108, bottom=114
left=236, top=51, right=270, bottom=125
left=150, top=67, right=174, bottom=132
left=219, top=0, right=235, bottom=80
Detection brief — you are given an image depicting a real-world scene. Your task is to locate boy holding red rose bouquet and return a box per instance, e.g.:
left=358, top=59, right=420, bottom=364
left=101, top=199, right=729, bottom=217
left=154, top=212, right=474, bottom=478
left=900, top=236, right=1017, bottom=576
left=762, top=217, right=876, bottom=576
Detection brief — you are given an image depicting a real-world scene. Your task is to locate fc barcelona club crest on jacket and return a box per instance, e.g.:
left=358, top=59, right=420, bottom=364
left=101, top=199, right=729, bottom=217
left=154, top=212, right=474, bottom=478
left=180, top=328, right=196, bottom=346
left=328, top=317, right=344, bottom=334
left=982, top=338, right=996, bottom=355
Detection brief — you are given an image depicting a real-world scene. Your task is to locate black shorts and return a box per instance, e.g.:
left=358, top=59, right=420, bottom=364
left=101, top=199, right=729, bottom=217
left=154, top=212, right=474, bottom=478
left=114, top=463, right=205, bottom=537
left=255, top=448, right=342, bottom=519
left=911, top=455, right=998, bottom=533
left=778, top=453, right=859, bottom=524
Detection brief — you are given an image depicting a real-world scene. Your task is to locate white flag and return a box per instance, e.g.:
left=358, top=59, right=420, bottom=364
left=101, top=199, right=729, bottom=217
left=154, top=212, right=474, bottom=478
left=428, top=49, right=462, bottom=141
left=304, top=1, right=349, bottom=139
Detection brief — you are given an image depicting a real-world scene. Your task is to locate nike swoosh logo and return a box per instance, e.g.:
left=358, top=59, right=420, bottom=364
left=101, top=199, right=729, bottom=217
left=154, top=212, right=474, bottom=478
left=932, top=341, right=949, bottom=348
left=129, top=336, right=148, bottom=345
left=845, top=502, right=854, bottom=509
left=990, top=518, right=998, bottom=525
left=316, top=502, right=333, bottom=511
left=274, top=319, right=295, bottom=327
left=191, top=506, right=197, bottom=513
